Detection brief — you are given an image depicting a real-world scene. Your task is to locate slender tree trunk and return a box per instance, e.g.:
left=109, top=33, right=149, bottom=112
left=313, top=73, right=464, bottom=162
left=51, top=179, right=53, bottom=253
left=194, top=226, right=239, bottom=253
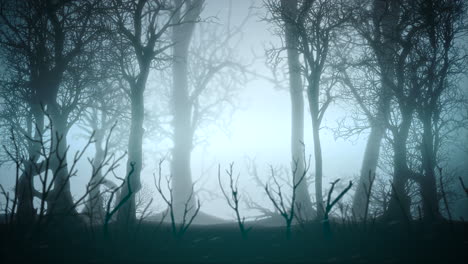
left=311, top=118, right=324, bottom=217
left=420, top=114, right=441, bottom=221
left=307, top=79, right=324, bottom=217
left=281, top=0, right=315, bottom=219
left=171, top=0, right=202, bottom=222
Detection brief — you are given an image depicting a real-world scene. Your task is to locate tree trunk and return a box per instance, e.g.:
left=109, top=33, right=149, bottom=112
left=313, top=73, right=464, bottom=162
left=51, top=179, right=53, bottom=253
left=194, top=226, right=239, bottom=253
left=385, top=110, right=412, bottom=222
left=116, top=84, right=144, bottom=226
left=307, top=78, right=324, bottom=217
left=171, top=0, right=202, bottom=222
left=352, top=0, right=398, bottom=219
left=385, top=164, right=411, bottom=222
left=352, top=123, right=385, bottom=219
left=420, top=113, right=441, bottom=221
left=46, top=108, right=78, bottom=221
left=281, top=0, right=315, bottom=219
left=311, top=117, right=324, bottom=217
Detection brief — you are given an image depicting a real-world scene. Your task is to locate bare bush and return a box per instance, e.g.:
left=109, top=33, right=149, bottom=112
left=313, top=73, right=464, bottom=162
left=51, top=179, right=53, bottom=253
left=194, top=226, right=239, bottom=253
left=263, top=155, right=311, bottom=239
left=218, top=163, right=250, bottom=239
left=154, top=159, right=200, bottom=239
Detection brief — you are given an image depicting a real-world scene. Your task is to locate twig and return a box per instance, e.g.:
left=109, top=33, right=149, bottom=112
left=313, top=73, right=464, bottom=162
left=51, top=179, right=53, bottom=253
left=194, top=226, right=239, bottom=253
left=363, top=170, right=376, bottom=224
left=323, top=179, right=353, bottom=235
left=438, top=167, right=452, bottom=223
left=459, top=177, right=468, bottom=197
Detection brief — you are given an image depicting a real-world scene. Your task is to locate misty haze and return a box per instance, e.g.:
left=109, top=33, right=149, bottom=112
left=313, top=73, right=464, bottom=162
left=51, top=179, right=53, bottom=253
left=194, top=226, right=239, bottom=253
left=0, top=0, right=467, bottom=263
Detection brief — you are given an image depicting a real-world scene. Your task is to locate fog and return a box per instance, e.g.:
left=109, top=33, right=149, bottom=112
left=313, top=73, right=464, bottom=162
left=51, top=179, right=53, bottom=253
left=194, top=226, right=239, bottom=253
left=93, top=0, right=367, bottom=219
left=1, top=0, right=468, bottom=262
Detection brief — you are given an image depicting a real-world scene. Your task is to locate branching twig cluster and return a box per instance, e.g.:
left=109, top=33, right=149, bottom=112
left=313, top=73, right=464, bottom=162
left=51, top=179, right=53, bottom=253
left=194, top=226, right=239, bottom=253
left=154, top=159, right=201, bottom=239
left=263, top=155, right=311, bottom=239
left=218, top=163, right=250, bottom=239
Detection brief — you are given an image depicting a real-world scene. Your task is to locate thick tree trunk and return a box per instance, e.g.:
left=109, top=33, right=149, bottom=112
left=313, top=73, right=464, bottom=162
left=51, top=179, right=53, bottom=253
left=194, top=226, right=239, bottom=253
left=171, top=27, right=195, bottom=222
left=351, top=87, right=391, bottom=219
left=171, top=0, right=202, bottom=222
left=385, top=110, right=412, bottom=222
left=281, top=0, right=315, bottom=219
left=352, top=123, right=385, bottom=219
left=385, top=163, right=411, bottom=222
left=46, top=109, right=78, bottom=220
left=352, top=0, right=398, bottom=219
left=117, top=85, right=144, bottom=226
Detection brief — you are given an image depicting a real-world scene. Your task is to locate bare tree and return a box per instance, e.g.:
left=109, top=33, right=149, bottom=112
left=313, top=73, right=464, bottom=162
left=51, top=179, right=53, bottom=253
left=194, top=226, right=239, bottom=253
left=337, top=0, right=399, bottom=219
left=79, top=76, right=130, bottom=223
left=80, top=119, right=127, bottom=223
left=338, top=0, right=461, bottom=222
left=0, top=0, right=105, bottom=222
left=170, top=0, right=204, bottom=221
left=170, top=0, right=249, bottom=221
left=266, top=0, right=351, bottom=217
left=412, top=0, right=467, bottom=222
left=264, top=0, right=315, bottom=220
left=106, top=0, right=184, bottom=225
left=379, top=0, right=468, bottom=222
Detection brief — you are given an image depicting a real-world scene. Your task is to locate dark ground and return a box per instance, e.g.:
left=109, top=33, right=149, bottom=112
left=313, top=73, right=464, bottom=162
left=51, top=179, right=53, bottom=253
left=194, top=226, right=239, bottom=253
left=0, top=219, right=467, bottom=264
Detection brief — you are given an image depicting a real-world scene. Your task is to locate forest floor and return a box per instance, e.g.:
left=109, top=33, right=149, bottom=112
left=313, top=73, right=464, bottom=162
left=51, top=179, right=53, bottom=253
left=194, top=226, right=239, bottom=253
left=0, top=218, right=467, bottom=263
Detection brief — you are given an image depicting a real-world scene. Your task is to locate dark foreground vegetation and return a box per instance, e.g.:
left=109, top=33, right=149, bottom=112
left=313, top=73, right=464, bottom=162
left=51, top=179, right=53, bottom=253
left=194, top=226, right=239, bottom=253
left=1, top=219, right=467, bottom=263
left=1, top=0, right=468, bottom=263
